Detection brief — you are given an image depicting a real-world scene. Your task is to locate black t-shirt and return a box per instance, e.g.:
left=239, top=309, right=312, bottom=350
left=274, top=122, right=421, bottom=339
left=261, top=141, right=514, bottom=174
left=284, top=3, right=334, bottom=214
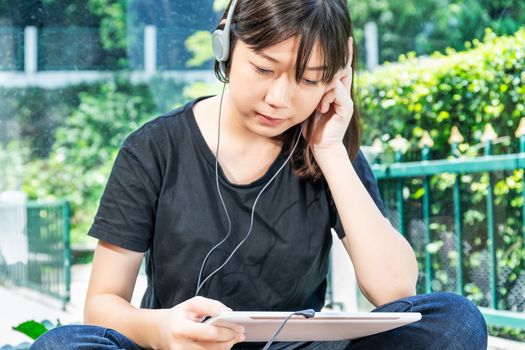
left=88, top=96, right=387, bottom=312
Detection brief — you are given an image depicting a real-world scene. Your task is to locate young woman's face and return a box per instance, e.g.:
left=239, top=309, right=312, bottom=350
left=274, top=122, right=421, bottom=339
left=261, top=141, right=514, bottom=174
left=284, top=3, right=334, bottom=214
left=227, top=36, right=328, bottom=138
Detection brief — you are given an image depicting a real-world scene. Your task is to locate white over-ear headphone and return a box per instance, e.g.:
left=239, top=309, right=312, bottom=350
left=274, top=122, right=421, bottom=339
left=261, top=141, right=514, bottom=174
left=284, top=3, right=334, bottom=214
left=212, top=0, right=239, bottom=77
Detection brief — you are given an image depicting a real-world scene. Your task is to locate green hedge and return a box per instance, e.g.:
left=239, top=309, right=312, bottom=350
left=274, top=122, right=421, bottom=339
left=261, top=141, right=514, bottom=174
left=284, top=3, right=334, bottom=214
left=359, top=27, right=525, bottom=161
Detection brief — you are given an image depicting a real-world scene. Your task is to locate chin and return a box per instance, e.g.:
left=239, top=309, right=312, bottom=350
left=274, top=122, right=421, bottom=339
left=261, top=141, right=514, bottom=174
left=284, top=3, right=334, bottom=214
left=250, top=122, right=292, bottom=138
left=250, top=127, right=283, bottom=139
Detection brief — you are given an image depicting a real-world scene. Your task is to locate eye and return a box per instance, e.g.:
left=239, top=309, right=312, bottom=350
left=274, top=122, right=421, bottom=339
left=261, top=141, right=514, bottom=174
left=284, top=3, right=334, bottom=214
left=254, top=65, right=273, bottom=76
left=303, top=79, right=320, bottom=87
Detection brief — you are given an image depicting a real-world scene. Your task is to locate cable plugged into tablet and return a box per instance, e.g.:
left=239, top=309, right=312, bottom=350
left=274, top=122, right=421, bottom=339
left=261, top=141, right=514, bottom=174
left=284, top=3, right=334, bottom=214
left=295, top=309, right=316, bottom=318
left=262, top=309, right=316, bottom=350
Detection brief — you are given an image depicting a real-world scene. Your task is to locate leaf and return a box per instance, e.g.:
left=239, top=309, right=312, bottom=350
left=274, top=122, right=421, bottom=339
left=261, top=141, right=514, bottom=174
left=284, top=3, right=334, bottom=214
left=412, top=188, right=425, bottom=199
left=12, top=320, right=49, bottom=340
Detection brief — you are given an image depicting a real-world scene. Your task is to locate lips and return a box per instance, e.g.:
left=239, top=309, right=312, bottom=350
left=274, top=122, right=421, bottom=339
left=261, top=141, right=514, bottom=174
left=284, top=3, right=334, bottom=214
left=256, top=112, right=285, bottom=126
left=257, top=112, right=282, bottom=121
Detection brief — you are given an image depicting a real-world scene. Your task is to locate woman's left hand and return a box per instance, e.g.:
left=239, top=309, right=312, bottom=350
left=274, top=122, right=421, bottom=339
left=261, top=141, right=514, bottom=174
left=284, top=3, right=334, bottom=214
left=304, top=37, right=354, bottom=153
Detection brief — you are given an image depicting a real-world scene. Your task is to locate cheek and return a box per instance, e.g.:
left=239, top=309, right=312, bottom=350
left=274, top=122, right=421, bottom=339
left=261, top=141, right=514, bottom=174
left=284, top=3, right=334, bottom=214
left=230, top=65, right=265, bottom=98
left=297, top=88, right=325, bottom=114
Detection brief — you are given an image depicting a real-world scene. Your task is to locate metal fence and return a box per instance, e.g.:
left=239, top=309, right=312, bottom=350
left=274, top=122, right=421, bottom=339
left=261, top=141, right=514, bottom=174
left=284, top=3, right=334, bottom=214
left=0, top=200, right=70, bottom=309
left=368, top=123, right=525, bottom=330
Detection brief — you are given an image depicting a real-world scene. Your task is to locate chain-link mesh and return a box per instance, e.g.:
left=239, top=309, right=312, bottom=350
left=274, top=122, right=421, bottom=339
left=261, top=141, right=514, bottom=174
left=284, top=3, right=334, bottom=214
left=377, top=168, right=525, bottom=313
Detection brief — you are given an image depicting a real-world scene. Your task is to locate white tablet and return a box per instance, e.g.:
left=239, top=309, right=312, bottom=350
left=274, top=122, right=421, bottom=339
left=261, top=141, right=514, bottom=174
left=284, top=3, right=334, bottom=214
left=205, top=311, right=422, bottom=342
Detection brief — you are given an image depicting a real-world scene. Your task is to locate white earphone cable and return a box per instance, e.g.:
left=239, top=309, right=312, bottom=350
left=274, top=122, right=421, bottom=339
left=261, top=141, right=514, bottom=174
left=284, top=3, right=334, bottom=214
left=195, top=83, right=304, bottom=296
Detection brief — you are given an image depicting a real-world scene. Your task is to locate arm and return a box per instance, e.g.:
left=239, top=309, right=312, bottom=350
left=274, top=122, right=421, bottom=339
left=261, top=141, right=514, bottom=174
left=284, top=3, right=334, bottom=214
left=315, top=146, right=418, bottom=307
left=84, top=240, right=245, bottom=350
left=306, top=37, right=417, bottom=307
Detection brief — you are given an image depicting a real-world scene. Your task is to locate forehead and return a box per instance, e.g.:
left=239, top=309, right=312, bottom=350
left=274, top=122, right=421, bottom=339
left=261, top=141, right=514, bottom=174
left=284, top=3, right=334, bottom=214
left=241, top=36, right=325, bottom=68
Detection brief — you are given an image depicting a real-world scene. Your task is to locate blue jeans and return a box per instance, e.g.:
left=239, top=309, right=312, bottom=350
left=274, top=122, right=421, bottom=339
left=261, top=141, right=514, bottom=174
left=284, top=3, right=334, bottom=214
left=30, top=292, right=488, bottom=349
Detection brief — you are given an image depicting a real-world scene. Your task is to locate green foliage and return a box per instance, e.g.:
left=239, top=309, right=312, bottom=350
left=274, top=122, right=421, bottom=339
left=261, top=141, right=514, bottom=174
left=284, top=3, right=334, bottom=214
left=87, top=0, right=128, bottom=68
left=3, top=319, right=62, bottom=348
left=185, top=31, right=214, bottom=68
left=19, top=79, right=158, bottom=243
left=0, top=85, right=94, bottom=158
left=184, top=0, right=226, bottom=69
left=488, top=325, right=525, bottom=342
left=182, top=81, right=224, bottom=101
left=145, top=76, right=191, bottom=113
left=0, top=141, right=30, bottom=191
left=349, top=0, right=525, bottom=64
left=12, top=320, right=57, bottom=340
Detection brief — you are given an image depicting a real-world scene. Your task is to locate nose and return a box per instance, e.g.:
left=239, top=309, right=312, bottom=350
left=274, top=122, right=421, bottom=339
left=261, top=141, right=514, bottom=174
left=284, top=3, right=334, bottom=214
left=264, top=75, right=293, bottom=109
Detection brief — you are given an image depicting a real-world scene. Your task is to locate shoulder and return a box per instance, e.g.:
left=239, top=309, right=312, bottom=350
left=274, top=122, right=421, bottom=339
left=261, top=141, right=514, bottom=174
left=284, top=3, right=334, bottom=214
left=124, top=105, right=184, bottom=148
left=122, top=97, right=200, bottom=155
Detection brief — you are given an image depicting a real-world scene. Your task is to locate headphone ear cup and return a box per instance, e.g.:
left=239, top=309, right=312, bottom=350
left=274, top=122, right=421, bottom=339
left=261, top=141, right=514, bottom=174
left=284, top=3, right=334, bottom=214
left=212, top=29, right=230, bottom=62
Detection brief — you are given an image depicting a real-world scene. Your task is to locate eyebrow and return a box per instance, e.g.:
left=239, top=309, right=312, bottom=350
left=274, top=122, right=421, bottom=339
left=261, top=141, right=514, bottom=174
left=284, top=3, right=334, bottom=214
left=256, top=51, right=327, bottom=71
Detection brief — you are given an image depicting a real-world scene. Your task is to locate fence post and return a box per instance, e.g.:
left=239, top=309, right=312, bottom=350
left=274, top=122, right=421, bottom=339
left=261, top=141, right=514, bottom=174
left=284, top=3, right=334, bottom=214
left=364, top=21, right=379, bottom=70
left=24, top=26, right=37, bottom=74
left=419, top=131, right=434, bottom=294
left=481, top=123, right=498, bottom=309
left=62, top=201, right=71, bottom=310
left=371, top=138, right=384, bottom=165
left=371, top=138, right=386, bottom=221
left=449, top=126, right=465, bottom=295
left=144, top=25, right=157, bottom=75
left=515, top=118, right=525, bottom=272
left=389, top=135, right=410, bottom=238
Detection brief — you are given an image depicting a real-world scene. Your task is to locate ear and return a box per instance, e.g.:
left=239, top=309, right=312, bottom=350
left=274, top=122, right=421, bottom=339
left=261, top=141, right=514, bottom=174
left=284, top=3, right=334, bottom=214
left=216, top=18, right=227, bottom=31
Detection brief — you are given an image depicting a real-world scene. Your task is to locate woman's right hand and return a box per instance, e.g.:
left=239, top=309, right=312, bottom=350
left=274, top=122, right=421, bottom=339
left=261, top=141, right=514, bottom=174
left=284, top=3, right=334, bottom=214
left=156, top=296, right=246, bottom=350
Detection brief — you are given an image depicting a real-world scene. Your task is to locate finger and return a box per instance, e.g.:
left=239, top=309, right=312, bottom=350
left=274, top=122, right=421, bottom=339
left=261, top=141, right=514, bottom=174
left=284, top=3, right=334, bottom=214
left=341, top=68, right=352, bottom=93
left=320, top=89, right=337, bottom=113
left=333, top=80, right=354, bottom=117
left=342, top=37, right=354, bottom=91
left=321, top=80, right=353, bottom=117
left=197, top=336, right=245, bottom=350
left=181, top=296, right=232, bottom=317
left=324, top=78, right=339, bottom=91
left=207, top=319, right=245, bottom=335
left=347, top=36, right=354, bottom=70
left=179, top=322, right=242, bottom=343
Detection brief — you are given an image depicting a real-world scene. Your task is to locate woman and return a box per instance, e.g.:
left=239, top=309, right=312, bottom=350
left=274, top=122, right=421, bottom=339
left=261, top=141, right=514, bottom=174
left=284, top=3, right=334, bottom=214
left=31, top=0, right=488, bottom=349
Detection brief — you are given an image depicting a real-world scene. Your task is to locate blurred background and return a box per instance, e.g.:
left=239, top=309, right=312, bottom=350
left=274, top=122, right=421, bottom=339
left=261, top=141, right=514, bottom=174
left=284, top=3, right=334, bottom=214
left=0, top=0, right=524, bottom=348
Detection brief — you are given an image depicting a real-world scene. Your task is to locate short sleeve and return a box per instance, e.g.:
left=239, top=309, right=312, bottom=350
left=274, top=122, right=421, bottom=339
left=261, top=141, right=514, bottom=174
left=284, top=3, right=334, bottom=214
left=328, top=149, right=387, bottom=239
left=87, top=126, right=163, bottom=252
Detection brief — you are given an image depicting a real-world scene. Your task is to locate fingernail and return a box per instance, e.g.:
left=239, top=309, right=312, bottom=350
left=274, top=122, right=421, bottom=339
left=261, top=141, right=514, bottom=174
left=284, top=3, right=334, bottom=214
left=238, top=334, right=246, bottom=342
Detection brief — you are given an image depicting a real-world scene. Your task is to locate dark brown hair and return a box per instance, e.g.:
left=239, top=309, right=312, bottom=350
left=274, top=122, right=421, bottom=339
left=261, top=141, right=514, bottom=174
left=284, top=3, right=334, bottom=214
left=214, top=0, right=362, bottom=182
